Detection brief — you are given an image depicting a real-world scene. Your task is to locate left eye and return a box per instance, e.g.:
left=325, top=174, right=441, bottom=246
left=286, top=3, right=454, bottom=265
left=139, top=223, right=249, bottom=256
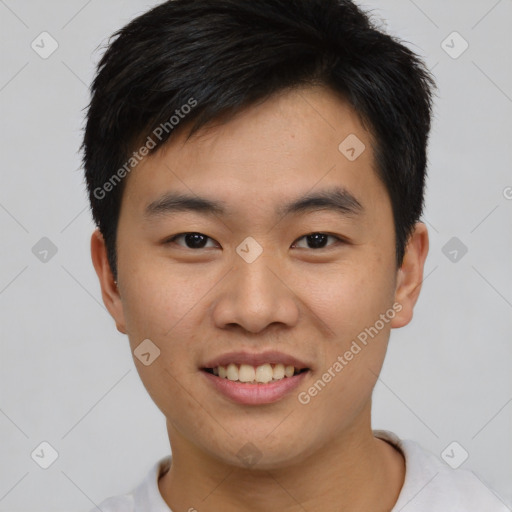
left=291, top=233, right=342, bottom=250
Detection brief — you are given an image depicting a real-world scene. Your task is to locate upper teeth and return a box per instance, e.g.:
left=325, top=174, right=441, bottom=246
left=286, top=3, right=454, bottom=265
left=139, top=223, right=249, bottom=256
left=213, top=363, right=298, bottom=383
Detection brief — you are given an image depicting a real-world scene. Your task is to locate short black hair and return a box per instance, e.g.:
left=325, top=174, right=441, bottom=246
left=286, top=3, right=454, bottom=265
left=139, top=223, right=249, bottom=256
left=82, top=0, right=436, bottom=281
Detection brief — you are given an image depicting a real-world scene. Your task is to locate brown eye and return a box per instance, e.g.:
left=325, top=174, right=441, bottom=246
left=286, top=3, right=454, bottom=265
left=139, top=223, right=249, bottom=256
left=292, top=233, right=342, bottom=249
left=166, top=232, right=218, bottom=249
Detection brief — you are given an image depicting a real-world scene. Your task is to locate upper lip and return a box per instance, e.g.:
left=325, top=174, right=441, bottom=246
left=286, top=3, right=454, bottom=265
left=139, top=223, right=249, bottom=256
left=202, top=350, right=310, bottom=370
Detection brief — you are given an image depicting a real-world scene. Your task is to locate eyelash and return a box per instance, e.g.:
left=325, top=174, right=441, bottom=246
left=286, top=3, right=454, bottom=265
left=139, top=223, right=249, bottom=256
left=164, top=232, right=347, bottom=250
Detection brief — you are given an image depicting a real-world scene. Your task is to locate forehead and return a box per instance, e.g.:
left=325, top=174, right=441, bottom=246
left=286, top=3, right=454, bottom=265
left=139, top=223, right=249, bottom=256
left=120, top=85, right=386, bottom=223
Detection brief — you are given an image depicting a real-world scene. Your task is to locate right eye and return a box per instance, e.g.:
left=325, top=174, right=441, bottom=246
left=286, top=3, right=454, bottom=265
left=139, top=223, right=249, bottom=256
left=164, top=232, right=219, bottom=250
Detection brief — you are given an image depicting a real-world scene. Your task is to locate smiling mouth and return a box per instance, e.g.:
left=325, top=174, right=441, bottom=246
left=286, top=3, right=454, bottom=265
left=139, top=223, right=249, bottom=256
left=202, top=363, right=309, bottom=384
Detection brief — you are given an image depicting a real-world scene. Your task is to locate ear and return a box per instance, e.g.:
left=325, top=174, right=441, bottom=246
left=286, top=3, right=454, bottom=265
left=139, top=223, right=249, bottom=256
left=390, top=222, right=429, bottom=329
left=90, top=229, right=127, bottom=334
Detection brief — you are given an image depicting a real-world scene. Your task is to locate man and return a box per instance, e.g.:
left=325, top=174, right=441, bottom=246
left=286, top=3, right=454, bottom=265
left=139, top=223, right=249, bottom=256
left=83, top=0, right=509, bottom=510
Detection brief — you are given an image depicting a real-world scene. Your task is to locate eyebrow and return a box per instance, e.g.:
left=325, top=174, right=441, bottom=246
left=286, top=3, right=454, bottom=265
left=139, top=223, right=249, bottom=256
left=144, top=186, right=364, bottom=220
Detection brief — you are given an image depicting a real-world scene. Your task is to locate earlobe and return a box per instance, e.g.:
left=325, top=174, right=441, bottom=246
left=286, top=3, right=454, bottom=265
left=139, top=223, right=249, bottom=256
left=90, top=229, right=127, bottom=334
left=390, top=222, right=429, bottom=329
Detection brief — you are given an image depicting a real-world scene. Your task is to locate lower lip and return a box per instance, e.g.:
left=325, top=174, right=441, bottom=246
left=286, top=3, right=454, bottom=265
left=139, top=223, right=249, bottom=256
left=201, top=370, right=309, bottom=405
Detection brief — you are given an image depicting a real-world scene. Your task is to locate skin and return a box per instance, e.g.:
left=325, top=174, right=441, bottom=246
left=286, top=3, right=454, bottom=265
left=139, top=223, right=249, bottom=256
left=91, top=84, right=429, bottom=512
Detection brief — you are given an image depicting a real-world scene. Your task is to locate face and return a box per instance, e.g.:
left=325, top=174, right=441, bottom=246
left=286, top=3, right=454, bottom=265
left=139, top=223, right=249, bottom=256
left=92, top=85, right=428, bottom=469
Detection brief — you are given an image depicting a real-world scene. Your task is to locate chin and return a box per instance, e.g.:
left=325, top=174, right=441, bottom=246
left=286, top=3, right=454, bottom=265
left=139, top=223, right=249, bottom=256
left=204, top=428, right=313, bottom=471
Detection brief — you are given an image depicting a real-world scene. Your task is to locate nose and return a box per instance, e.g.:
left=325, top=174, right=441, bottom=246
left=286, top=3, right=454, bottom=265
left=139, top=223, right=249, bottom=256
left=211, top=249, right=300, bottom=334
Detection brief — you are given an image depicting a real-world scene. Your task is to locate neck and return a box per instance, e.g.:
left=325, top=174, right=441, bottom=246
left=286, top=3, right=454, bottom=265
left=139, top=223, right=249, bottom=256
left=159, top=410, right=405, bottom=512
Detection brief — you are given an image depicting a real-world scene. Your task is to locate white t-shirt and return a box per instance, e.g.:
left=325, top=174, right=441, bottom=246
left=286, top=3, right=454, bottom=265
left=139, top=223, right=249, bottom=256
left=92, top=430, right=511, bottom=511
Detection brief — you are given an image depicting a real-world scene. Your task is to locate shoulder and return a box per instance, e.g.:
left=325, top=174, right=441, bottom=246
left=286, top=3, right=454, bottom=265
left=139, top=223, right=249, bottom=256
left=88, top=456, right=172, bottom=512
left=374, top=430, right=511, bottom=512
left=91, top=494, right=135, bottom=512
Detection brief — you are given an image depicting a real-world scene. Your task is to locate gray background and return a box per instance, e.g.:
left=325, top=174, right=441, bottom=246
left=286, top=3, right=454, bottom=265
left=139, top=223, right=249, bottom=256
left=0, top=0, right=511, bottom=510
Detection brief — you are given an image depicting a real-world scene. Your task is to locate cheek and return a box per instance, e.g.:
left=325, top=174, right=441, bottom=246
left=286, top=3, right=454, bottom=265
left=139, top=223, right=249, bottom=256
left=294, top=266, right=394, bottom=433
left=298, top=248, right=396, bottom=406
left=119, top=247, right=210, bottom=338
left=117, top=252, right=210, bottom=412
left=302, top=256, right=396, bottom=342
